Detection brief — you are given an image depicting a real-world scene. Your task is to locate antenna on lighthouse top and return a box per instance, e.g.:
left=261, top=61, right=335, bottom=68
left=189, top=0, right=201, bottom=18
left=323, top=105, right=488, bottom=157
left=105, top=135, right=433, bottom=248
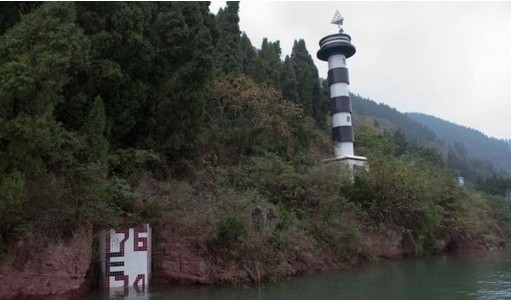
left=331, top=10, right=344, bottom=33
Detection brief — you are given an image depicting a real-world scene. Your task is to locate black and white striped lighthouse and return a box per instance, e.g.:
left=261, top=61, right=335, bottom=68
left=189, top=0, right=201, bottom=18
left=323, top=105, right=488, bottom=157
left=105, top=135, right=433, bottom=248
left=317, top=11, right=367, bottom=169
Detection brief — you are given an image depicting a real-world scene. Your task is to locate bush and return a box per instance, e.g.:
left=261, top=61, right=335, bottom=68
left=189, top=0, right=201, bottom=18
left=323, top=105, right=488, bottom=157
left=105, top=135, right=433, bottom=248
left=207, top=216, right=248, bottom=249
left=204, top=75, right=314, bottom=162
left=109, top=148, right=167, bottom=179
left=275, top=202, right=291, bottom=231
left=348, top=154, right=462, bottom=254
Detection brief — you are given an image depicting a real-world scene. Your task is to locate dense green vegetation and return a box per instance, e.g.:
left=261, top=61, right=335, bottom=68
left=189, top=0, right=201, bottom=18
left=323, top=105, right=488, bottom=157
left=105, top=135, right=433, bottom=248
left=408, top=112, right=511, bottom=173
left=0, top=1, right=509, bottom=277
left=407, top=112, right=511, bottom=192
left=351, top=95, right=511, bottom=194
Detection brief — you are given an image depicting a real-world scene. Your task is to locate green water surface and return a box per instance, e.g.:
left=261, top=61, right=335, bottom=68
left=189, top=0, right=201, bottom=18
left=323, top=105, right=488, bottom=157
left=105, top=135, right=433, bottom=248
left=82, top=248, right=511, bottom=300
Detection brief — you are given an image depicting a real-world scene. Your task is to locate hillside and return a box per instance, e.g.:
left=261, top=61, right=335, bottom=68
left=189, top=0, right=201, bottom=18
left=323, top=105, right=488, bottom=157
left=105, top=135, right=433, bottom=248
left=351, top=94, right=438, bottom=144
left=347, top=93, right=510, bottom=181
left=0, top=2, right=510, bottom=298
left=407, top=112, right=511, bottom=175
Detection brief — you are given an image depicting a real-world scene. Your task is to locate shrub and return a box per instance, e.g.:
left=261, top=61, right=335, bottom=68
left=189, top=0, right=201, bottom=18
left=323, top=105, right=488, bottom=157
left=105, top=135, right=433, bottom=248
left=275, top=202, right=290, bottom=231
left=207, top=216, right=248, bottom=249
left=109, top=148, right=167, bottom=179
left=204, top=75, right=314, bottom=162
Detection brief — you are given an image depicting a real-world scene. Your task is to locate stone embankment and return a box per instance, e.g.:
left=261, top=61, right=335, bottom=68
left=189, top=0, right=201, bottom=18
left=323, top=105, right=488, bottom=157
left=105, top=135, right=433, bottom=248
left=0, top=226, right=92, bottom=300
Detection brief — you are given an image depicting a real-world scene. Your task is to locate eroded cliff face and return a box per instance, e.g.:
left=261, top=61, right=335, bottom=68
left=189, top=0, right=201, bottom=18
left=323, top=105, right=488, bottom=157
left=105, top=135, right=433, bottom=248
left=152, top=226, right=411, bottom=285
left=360, top=225, right=411, bottom=259
left=0, top=226, right=92, bottom=300
left=152, top=227, right=213, bottom=285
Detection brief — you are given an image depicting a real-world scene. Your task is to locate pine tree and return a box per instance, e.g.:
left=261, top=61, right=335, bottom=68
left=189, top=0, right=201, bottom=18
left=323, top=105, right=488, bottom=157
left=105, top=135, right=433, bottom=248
left=81, top=96, right=109, bottom=167
left=71, top=2, right=156, bottom=146
left=280, top=55, right=299, bottom=102
left=259, top=38, right=282, bottom=88
left=0, top=2, right=89, bottom=178
left=314, top=79, right=331, bottom=130
left=72, top=2, right=215, bottom=160
left=240, top=32, right=265, bottom=82
left=291, top=39, right=320, bottom=118
left=393, top=129, right=408, bottom=157
left=214, top=1, right=242, bottom=75
left=311, top=68, right=326, bottom=125
left=0, top=2, right=94, bottom=241
left=148, top=2, right=214, bottom=158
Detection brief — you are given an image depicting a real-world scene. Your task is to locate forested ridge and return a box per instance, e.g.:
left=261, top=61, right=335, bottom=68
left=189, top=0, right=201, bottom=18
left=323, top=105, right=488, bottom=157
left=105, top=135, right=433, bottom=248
left=1, top=2, right=510, bottom=284
left=407, top=112, right=511, bottom=173
left=351, top=95, right=511, bottom=195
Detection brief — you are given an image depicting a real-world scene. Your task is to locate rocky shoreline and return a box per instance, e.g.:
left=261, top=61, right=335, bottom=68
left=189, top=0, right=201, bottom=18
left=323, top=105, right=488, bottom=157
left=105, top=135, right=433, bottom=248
left=0, top=224, right=504, bottom=300
left=0, top=227, right=92, bottom=300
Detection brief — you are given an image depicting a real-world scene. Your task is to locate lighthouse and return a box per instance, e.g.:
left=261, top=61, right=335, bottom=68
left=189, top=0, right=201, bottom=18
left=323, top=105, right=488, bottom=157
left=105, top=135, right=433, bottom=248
left=317, top=10, right=367, bottom=169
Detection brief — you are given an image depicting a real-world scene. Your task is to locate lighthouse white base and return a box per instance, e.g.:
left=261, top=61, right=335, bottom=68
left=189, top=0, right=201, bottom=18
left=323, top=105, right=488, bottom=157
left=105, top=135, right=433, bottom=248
left=343, top=155, right=369, bottom=171
left=322, top=155, right=368, bottom=173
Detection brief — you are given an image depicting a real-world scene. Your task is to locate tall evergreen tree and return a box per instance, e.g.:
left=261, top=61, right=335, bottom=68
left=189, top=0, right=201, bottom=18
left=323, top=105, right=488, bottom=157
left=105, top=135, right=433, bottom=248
left=240, top=32, right=265, bottom=82
left=81, top=96, right=108, bottom=167
left=259, top=38, right=282, bottom=88
left=0, top=2, right=94, bottom=238
left=72, top=2, right=215, bottom=161
left=214, top=1, right=241, bottom=75
left=70, top=2, right=155, bottom=147
left=317, top=79, right=331, bottom=130
left=393, top=129, right=408, bottom=157
left=290, top=39, right=320, bottom=119
left=280, top=55, right=299, bottom=102
left=0, top=2, right=89, bottom=178
left=148, top=2, right=214, bottom=158
left=311, top=68, right=325, bottom=125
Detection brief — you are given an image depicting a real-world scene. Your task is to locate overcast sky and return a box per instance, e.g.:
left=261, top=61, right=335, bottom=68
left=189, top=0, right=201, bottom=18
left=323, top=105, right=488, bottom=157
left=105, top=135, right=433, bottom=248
left=210, top=1, right=511, bottom=140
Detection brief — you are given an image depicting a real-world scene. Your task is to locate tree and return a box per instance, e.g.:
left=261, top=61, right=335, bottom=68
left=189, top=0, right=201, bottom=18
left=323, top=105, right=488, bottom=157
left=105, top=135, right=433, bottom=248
left=72, top=2, right=215, bottom=161
left=214, top=1, right=241, bottom=75
left=317, top=79, right=331, bottom=129
left=70, top=2, right=156, bottom=147
left=0, top=2, right=20, bottom=35
left=280, top=55, right=299, bottom=102
left=476, top=172, right=511, bottom=197
left=208, top=75, right=312, bottom=159
left=291, top=39, right=320, bottom=119
left=0, top=2, right=99, bottom=244
left=148, top=2, right=214, bottom=159
left=240, top=32, right=265, bottom=82
left=393, top=129, right=408, bottom=157
left=311, top=71, right=326, bottom=126
left=259, top=38, right=282, bottom=88
left=0, top=2, right=89, bottom=178
left=353, top=150, right=461, bottom=254
left=0, top=169, right=26, bottom=222
left=81, top=96, right=108, bottom=167
left=0, top=2, right=41, bottom=36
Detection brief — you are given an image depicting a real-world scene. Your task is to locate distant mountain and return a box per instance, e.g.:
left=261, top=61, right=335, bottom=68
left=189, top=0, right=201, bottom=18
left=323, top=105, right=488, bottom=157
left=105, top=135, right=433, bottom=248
left=351, top=94, right=438, bottom=144
left=407, top=112, right=511, bottom=175
left=348, top=93, right=510, bottom=180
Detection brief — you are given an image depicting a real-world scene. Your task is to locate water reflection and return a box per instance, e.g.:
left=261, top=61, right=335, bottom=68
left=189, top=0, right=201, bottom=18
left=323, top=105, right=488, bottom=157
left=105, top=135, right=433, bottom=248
left=82, top=249, right=511, bottom=300
left=109, top=286, right=148, bottom=300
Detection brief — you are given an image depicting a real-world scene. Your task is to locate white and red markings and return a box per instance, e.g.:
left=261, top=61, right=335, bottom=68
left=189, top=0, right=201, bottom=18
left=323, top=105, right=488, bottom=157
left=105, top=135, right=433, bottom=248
left=103, top=225, right=151, bottom=291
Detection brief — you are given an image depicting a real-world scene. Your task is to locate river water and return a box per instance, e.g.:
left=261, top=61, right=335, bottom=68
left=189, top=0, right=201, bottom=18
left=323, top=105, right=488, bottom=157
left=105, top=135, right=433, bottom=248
left=82, top=248, right=511, bottom=300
